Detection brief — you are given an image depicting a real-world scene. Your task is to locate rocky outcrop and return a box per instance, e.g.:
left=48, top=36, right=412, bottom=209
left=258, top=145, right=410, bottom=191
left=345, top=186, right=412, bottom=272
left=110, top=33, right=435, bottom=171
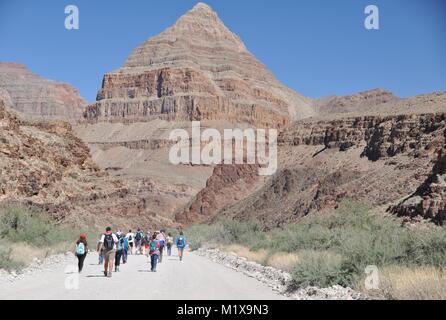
left=183, top=108, right=446, bottom=226
left=83, top=3, right=314, bottom=128
left=0, top=100, right=177, bottom=228
left=389, top=133, right=446, bottom=224
left=177, top=164, right=261, bottom=224
left=279, top=113, right=446, bottom=161
left=0, top=62, right=86, bottom=121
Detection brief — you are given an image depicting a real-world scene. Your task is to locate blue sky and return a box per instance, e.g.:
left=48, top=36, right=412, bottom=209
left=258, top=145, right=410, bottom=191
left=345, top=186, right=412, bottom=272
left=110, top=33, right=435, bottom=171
left=0, top=0, right=445, bottom=102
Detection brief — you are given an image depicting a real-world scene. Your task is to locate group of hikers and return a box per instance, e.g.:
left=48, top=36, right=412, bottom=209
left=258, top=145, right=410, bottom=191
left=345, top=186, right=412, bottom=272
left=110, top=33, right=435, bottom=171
left=74, top=227, right=187, bottom=277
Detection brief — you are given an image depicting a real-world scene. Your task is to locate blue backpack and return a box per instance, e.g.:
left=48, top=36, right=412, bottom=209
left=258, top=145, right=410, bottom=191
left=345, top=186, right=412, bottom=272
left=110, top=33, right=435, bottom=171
left=177, top=236, right=185, bottom=247
left=76, top=242, right=85, bottom=255
left=117, top=238, right=124, bottom=251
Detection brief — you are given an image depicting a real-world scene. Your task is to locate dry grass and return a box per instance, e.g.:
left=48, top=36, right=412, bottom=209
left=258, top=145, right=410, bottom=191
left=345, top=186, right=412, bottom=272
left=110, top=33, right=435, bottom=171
left=219, top=244, right=268, bottom=264
left=357, top=266, right=446, bottom=300
left=267, top=252, right=299, bottom=272
left=9, top=243, right=50, bottom=266
left=219, top=244, right=299, bottom=272
left=9, top=242, right=72, bottom=266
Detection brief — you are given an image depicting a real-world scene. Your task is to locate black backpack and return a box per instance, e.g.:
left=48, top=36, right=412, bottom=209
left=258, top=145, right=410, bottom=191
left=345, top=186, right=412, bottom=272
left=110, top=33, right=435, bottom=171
left=135, top=232, right=142, bottom=241
left=103, top=234, right=114, bottom=250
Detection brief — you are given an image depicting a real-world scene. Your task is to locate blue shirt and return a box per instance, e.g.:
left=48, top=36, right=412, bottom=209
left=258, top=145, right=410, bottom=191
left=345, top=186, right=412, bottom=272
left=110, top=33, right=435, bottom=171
left=175, top=235, right=187, bottom=248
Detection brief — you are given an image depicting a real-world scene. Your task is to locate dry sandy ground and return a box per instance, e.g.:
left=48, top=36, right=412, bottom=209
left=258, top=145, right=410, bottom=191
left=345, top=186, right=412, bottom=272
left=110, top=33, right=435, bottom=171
left=0, top=249, right=286, bottom=300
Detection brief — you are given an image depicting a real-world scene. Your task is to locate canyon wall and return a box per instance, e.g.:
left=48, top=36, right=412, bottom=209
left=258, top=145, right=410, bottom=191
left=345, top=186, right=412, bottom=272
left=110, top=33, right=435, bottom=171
left=0, top=62, right=86, bottom=121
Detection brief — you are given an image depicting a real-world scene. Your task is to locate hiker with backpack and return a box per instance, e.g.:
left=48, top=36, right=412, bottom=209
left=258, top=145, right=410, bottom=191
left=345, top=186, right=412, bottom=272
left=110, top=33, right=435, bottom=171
left=98, top=227, right=119, bottom=277
left=114, top=233, right=125, bottom=272
left=144, top=231, right=151, bottom=256
left=75, top=234, right=88, bottom=273
left=149, top=233, right=160, bottom=272
left=97, top=233, right=105, bottom=265
left=126, top=230, right=134, bottom=255
left=121, top=234, right=129, bottom=264
left=175, top=232, right=187, bottom=262
left=134, top=228, right=144, bottom=255
left=166, top=233, right=174, bottom=256
left=157, top=230, right=166, bottom=263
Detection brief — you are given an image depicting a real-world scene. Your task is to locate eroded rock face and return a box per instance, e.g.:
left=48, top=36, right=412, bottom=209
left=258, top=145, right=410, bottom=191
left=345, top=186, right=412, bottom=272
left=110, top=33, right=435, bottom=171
left=279, top=113, right=446, bottom=161
left=0, top=62, right=86, bottom=121
left=0, top=100, right=177, bottom=228
left=177, top=164, right=262, bottom=224
left=83, top=3, right=314, bottom=128
left=389, top=135, right=446, bottom=224
left=183, top=108, right=446, bottom=226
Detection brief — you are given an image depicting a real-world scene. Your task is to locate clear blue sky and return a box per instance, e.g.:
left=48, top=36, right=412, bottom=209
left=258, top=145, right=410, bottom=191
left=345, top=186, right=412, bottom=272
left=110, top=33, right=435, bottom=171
left=0, top=0, right=445, bottom=102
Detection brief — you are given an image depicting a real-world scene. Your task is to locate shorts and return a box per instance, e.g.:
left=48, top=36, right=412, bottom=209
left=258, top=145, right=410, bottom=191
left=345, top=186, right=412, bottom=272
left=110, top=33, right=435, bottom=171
left=129, top=242, right=134, bottom=247
left=104, top=249, right=116, bottom=263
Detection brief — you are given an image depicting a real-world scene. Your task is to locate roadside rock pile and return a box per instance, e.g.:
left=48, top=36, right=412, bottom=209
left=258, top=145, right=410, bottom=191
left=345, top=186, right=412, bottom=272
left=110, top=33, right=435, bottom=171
left=196, top=248, right=367, bottom=300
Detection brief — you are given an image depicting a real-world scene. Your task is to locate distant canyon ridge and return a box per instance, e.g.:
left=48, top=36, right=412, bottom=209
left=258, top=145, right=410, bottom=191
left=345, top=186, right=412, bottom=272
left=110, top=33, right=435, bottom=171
left=1, top=2, right=445, bottom=228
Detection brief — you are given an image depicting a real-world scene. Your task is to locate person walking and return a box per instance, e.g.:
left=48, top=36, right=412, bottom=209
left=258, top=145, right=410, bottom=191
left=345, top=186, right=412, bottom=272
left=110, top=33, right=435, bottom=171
left=126, top=230, right=134, bottom=255
left=96, top=233, right=104, bottom=265
left=144, top=231, right=151, bottom=257
left=175, top=232, right=187, bottom=262
left=157, top=230, right=166, bottom=263
left=134, top=228, right=144, bottom=255
left=98, top=227, right=118, bottom=277
left=115, top=233, right=125, bottom=272
left=149, top=233, right=160, bottom=272
left=166, top=233, right=174, bottom=256
left=75, top=234, right=88, bottom=273
left=122, top=234, right=129, bottom=264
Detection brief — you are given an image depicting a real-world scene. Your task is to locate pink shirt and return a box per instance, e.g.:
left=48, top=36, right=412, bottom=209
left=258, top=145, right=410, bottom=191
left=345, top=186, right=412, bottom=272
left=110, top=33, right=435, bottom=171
left=156, top=233, right=165, bottom=242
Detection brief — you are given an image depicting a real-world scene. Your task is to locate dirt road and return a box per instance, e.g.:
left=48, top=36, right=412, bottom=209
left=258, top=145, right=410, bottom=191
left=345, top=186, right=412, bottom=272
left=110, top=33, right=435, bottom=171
left=0, top=249, right=286, bottom=300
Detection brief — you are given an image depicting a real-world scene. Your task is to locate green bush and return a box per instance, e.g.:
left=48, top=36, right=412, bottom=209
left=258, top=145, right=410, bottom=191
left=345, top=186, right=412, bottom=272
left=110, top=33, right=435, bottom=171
left=291, top=250, right=351, bottom=288
left=0, top=204, right=96, bottom=248
left=0, top=246, right=23, bottom=271
left=186, top=200, right=446, bottom=289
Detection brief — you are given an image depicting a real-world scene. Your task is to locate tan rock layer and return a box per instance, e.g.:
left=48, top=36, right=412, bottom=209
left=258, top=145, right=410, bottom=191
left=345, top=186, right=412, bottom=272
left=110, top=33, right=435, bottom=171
left=0, top=62, right=86, bottom=121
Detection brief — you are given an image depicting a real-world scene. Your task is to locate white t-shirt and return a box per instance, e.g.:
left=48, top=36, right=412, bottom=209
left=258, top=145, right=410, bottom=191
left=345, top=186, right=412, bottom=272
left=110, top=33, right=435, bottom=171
left=100, top=233, right=119, bottom=250
left=126, top=232, right=135, bottom=244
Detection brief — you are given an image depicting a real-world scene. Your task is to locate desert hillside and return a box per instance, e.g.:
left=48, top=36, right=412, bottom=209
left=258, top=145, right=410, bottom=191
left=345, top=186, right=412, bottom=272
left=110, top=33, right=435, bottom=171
left=0, top=99, right=178, bottom=229
left=0, top=62, right=86, bottom=121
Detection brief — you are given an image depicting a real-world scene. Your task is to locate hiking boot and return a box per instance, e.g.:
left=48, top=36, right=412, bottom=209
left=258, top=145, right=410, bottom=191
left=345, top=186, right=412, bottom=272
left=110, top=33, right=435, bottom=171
left=103, top=271, right=107, bottom=277
left=107, top=272, right=112, bottom=278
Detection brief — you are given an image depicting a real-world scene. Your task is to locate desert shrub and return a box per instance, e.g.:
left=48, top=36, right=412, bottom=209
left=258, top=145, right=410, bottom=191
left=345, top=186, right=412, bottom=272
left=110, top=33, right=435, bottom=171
left=403, top=228, right=446, bottom=268
left=291, top=250, right=351, bottom=288
left=0, top=204, right=96, bottom=250
left=185, top=223, right=232, bottom=250
left=0, top=245, right=24, bottom=271
left=0, top=205, right=60, bottom=246
left=184, top=200, right=446, bottom=290
left=185, top=219, right=266, bottom=250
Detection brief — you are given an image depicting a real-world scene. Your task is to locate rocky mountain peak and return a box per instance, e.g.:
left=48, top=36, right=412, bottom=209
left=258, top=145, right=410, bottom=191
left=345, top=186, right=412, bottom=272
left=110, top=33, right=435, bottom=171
left=86, top=3, right=314, bottom=126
